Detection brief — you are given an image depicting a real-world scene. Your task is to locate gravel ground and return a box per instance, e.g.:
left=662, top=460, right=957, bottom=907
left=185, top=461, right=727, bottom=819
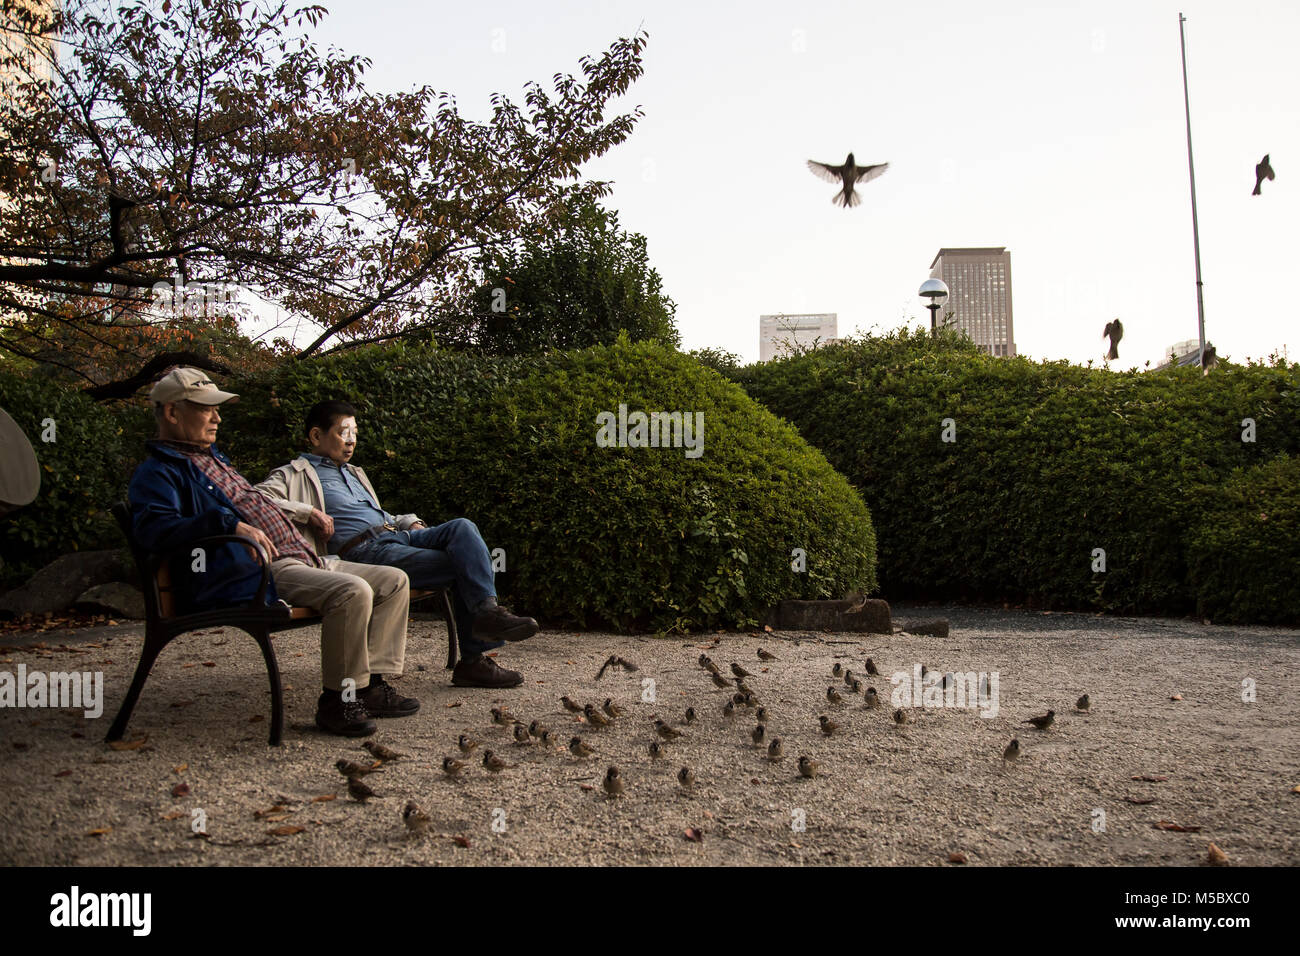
left=1, top=603, right=1296, bottom=866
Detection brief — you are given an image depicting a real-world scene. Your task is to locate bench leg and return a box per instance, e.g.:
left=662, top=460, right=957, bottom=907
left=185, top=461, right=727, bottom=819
left=105, top=630, right=168, bottom=742
left=441, top=588, right=459, bottom=671
left=251, top=628, right=284, bottom=746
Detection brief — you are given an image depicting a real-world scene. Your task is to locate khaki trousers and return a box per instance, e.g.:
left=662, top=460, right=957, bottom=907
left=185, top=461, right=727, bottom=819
left=270, top=557, right=410, bottom=691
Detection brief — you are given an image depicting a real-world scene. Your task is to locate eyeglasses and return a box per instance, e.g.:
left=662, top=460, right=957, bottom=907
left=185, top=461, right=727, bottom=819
left=338, top=427, right=358, bottom=442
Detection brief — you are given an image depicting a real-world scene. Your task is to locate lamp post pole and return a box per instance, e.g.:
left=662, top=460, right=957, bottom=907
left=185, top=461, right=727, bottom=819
left=1179, top=12, right=1207, bottom=363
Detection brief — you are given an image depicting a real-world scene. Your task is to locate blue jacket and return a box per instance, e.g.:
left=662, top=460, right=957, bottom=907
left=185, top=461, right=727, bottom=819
left=128, top=441, right=280, bottom=611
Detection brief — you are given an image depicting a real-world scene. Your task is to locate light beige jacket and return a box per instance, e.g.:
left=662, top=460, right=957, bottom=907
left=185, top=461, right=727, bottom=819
left=255, top=456, right=422, bottom=557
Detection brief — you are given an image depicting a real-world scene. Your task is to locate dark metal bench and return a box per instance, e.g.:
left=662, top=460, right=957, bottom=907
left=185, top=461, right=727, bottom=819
left=107, top=502, right=459, bottom=746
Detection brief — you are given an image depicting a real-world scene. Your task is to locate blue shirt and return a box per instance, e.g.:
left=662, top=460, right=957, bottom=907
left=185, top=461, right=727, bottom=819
left=302, top=453, right=396, bottom=552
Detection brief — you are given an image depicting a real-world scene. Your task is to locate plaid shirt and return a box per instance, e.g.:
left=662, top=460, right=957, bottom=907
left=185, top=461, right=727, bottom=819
left=158, top=441, right=323, bottom=568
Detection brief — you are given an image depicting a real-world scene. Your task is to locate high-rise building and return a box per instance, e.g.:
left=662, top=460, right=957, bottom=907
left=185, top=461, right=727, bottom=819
left=759, top=313, right=837, bottom=362
left=929, top=247, right=1016, bottom=357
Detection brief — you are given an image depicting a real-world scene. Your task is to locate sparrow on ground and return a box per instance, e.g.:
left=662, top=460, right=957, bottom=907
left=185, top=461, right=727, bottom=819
left=735, top=679, right=754, bottom=695
left=336, top=759, right=382, bottom=778
left=832, top=663, right=843, bottom=677
left=699, top=654, right=720, bottom=675
left=742, top=692, right=759, bottom=708
left=827, top=687, right=844, bottom=705
left=540, top=729, right=559, bottom=748
left=363, top=741, right=407, bottom=762
left=569, top=736, right=595, bottom=758
left=752, top=724, right=766, bottom=746
left=602, top=698, right=624, bottom=719
left=442, top=756, right=466, bottom=778
left=767, top=737, right=784, bottom=761
left=806, top=152, right=889, bottom=208
left=491, top=707, right=513, bottom=727
left=722, top=699, right=737, bottom=718
left=1002, top=738, right=1021, bottom=768
left=1103, top=319, right=1123, bottom=361
left=819, top=715, right=839, bottom=736
left=893, top=708, right=909, bottom=726
left=649, top=740, right=666, bottom=759
left=584, top=703, right=612, bottom=727
left=560, top=696, right=584, bottom=713
left=457, top=734, right=478, bottom=754
left=849, top=678, right=863, bottom=695
left=603, top=766, right=625, bottom=798
left=798, top=755, right=819, bottom=778
left=710, top=673, right=733, bottom=690
left=528, top=720, right=548, bottom=738
left=1253, top=154, right=1274, bottom=195
left=755, top=706, right=768, bottom=724
left=864, top=687, right=881, bottom=709
left=512, top=723, right=532, bottom=745
left=843, top=670, right=855, bottom=687
left=1076, top=694, right=1090, bottom=712
left=654, top=719, right=684, bottom=740
left=677, top=766, right=695, bottom=788
left=347, top=776, right=377, bottom=803
left=865, top=658, right=879, bottom=675
left=482, top=750, right=509, bottom=772
left=730, top=663, right=753, bottom=679
left=757, top=648, right=777, bottom=661
left=1024, top=710, right=1055, bottom=730
left=402, top=801, right=432, bottom=835
left=732, top=692, right=747, bottom=707
left=684, top=707, right=697, bottom=725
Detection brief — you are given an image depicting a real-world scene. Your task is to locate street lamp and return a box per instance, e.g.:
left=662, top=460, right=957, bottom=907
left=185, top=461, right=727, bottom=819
left=919, top=278, right=949, bottom=337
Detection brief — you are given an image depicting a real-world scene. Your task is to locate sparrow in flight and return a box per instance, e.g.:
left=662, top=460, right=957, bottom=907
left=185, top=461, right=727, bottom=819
left=1253, top=154, right=1274, bottom=195
left=807, top=152, right=890, bottom=208
left=1103, top=319, right=1123, bottom=361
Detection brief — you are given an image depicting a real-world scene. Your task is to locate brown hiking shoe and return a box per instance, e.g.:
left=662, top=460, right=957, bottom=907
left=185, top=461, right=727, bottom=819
left=472, top=604, right=539, bottom=643
left=452, top=654, right=524, bottom=689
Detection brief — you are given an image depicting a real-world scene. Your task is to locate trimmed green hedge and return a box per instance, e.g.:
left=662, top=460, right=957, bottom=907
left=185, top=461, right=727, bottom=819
left=1186, top=455, right=1300, bottom=625
left=223, top=338, right=877, bottom=630
left=731, top=328, right=1300, bottom=617
left=0, top=372, right=150, bottom=587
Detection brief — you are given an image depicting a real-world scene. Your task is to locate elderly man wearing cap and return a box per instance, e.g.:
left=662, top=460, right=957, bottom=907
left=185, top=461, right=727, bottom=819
left=127, top=368, right=417, bottom=737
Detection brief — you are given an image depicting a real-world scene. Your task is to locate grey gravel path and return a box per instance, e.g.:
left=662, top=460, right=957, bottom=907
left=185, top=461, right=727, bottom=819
left=1, top=605, right=1296, bottom=866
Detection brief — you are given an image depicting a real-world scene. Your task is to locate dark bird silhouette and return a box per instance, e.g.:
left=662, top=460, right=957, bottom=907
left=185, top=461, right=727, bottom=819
left=1024, top=710, right=1055, bottom=731
left=1103, top=319, right=1123, bottom=361
left=336, top=759, right=382, bottom=778
left=1076, top=694, right=1090, bottom=712
left=757, top=648, right=777, bottom=661
left=864, top=658, right=879, bottom=676
left=403, top=801, right=432, bottom=835
left=1253, top=154, right=1274, bottom=195
left=1002, top=739, right=1021, bottom=768
left=807, top=152, right=889, bottom=208
left=595, top=654, right=639, bottom=680
left=798, top=755, right=819, bottom=778
left=730, top=663, right=752, bottom=679
left=347, top=776, right=378, bottom=803
left=677, top=766, right=695, bottom=788
left=699, top=654, right=720, bottom=675
left=603, top=766, right=625, bottom=798
left=363, top=741, right=407, bottom=762
left=1201, top=344, right=1218, bottom=375
left=560, top=696, right=583, bottom=713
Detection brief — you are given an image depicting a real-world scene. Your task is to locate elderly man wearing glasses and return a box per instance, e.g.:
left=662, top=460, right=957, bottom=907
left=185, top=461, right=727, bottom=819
left=255, top=400, right=539, bottom=690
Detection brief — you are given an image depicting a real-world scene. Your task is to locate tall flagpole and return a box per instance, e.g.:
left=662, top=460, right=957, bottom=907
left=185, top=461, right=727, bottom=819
left=1179, top=13, right=1207, bottom=363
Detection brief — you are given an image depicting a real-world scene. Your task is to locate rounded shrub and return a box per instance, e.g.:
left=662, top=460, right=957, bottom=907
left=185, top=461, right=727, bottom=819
left=224, top=338, right=877, bottom=630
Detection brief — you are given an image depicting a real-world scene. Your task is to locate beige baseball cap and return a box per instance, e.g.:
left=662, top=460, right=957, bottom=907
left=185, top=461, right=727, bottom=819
left=148, top=367, right=240, bottom=405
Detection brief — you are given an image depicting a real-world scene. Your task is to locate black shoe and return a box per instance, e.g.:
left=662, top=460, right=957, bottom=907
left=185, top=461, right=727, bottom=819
left=472, top=604, right=540, bottom=643
left=359, top=679, right=421, bottom=718
left=315, top=693, right=377, bottom=737
left=451, top=654, right=524, bottom=689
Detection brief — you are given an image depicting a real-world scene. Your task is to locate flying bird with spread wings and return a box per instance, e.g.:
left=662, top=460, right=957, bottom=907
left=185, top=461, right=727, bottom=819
left=1253, top=154, right=1275, bottom=196
left=1103, top=319, right=1123, bottom=361
left=807, top=152, right=889, bottom=208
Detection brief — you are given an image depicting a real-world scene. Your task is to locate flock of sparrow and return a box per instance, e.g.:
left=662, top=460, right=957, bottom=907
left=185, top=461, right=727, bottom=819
left=327, top=646, right=1092, bottom=836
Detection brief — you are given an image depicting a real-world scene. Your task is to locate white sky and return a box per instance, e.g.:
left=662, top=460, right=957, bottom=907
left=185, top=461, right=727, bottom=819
left=294, top=0, right=1299, bottom=368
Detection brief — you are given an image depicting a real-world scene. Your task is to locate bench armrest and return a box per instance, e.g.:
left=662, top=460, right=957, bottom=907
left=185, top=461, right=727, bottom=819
left=149, top=534, right=276, bottom=608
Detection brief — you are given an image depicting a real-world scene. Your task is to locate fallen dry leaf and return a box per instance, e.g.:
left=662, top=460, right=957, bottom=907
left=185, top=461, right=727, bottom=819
left=171, top=782, right=190, bottom=797
left=684, top=827, right=704, bottom=843
left=763, top=625, right=773, bottom=633
left=1132, top=775, right=1169, bottom=783
left=253, top=804, right=289, bottom=819
left=182, top=662, right=196, bottom=668
left=86, top=827, right=112, bottom=837
left=201, top=661, right=216, bottom=668
left=947, top=851, right=968, bottom=864
left=1125, top=796, right=1156, bottom=805
left=107, top=737, right=148, bottom=751
left=263, top=814, right=290, bottom=823
left=170, top=700, right=194, bottom=708
left=248, top=714, right=264, bottom=723
left=452, top=835, right=471, bottom=848
left=173, top=764, right=187, bottom=774
left=1169, top=694, right=1183, bottom=701
left=1206, top=842, right=1229, bottom=866
left=444, top=701, right=462, bottom=709
left=1154, top=820, right=1202, bottom=833
left=160, top=811, right=184, bottom=821
left=702, top=809, right=714, bottom=819
left=54, top=769, right=72, bottom=777
left=266, top=825, right=305, bottom=836
left=311, top=794, right=336, bottom=803
left=1291, top=784, right=1300, bottom=795
left=579, top=784, right=594, bottom=792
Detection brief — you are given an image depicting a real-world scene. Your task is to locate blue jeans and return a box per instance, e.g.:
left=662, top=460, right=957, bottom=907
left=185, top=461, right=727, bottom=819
left=346, top=518, right=500, bottom=659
